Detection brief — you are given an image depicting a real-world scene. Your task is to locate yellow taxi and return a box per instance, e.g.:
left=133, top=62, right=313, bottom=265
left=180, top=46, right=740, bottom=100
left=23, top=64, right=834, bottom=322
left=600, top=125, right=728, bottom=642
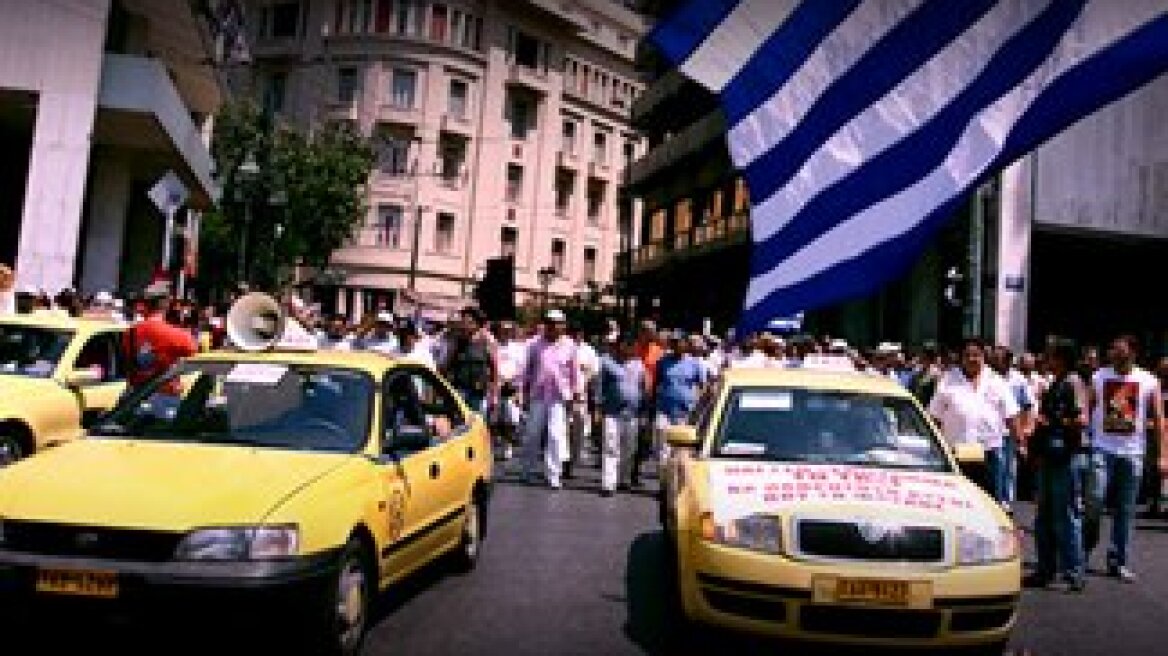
left=0, top=346, right=494, bottom=654
left=0, top=313, right=127, bottom=465
left=660, top=366, right=1020, bottom=653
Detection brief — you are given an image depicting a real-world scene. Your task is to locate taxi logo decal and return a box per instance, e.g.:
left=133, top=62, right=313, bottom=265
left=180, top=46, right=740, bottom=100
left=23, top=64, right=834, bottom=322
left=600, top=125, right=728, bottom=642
left=387, top=490, right=406, bottom=543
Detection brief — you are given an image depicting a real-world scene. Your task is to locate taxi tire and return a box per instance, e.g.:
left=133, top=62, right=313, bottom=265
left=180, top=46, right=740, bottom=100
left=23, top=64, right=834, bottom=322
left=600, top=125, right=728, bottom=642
left=450, top=498, right=483, bottom=573
left=309, top=537, right=373, bottom=656
left=0, top=429, right=27, bottom=467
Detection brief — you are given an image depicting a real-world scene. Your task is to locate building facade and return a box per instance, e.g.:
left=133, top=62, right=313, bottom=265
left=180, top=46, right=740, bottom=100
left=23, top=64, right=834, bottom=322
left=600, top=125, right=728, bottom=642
left=239, top=0, right=648, bottom=320
left=0, top=0, right=221, bottom=296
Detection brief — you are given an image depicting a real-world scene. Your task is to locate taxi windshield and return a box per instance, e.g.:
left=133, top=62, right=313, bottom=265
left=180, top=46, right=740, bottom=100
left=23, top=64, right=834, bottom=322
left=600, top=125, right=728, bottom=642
left=713, top=388, right=950, bottom=472
left=0, top=324, right=72, bottom=378
left=92, top=361, right=374, bottom=453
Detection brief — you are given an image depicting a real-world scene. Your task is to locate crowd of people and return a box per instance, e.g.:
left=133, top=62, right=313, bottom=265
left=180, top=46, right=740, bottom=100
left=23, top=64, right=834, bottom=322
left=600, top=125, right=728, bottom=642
left=3, top=270, right=1165, bottom=595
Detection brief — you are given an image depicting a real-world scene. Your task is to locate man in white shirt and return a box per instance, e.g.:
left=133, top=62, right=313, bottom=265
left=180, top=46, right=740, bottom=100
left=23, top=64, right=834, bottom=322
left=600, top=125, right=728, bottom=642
left=355, top=312, right=399, bottom=355
left=316, top=314, right=353, bottom=351
left=394, top=319, right=436, bottom=369
left=1087, top=334, right=1166, bottom=582
left=566, top=328, right=599, bottom=479
left=929, top=337, right=1021, bottom=506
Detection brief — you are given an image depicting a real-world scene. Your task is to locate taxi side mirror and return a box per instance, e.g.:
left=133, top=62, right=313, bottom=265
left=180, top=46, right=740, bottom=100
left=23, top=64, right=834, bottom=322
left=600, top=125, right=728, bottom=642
left=63, top=369, right=101, bottom=389
left=953, top=443, right=988, bottom=485
left=664, top=425, right=700, bottom=449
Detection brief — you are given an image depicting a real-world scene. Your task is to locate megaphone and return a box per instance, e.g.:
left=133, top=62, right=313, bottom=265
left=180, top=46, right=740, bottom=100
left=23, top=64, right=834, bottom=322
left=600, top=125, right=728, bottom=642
left=226, top=293, right=287, bottom=352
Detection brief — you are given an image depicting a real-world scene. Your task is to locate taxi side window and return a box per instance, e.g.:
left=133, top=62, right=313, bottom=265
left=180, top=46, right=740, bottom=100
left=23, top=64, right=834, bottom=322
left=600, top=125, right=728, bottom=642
left=74, top=333, right=125, bottom=383
left=383, top=368, right=465, bottom=446
left=411, top=370, right=466, bottom=441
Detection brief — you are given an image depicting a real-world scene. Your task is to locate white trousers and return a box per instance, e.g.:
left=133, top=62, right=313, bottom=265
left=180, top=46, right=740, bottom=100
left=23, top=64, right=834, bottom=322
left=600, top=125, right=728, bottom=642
left=525, top=400, right=568, bottom=486
left=569, top=401, right=593, bottom=465
left=601, top=413, right=639, bottom=492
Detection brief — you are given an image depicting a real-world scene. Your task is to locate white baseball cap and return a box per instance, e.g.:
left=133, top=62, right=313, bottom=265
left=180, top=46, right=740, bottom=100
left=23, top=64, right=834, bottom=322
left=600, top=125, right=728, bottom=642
left=94, top=290, right=114, bottom=304
left=376, top=312, right=395, bottom=323
left=545, top=309, right=567, bottom=323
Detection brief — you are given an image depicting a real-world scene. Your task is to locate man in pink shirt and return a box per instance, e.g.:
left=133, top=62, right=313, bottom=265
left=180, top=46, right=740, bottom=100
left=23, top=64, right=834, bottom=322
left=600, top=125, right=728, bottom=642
left=522, top=309, right=577, bottom=489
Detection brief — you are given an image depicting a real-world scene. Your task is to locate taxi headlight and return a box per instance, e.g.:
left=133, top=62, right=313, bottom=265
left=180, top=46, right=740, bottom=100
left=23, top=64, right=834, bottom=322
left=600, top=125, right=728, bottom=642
left=956, top=526, right=1018, bottom=565
left=702, top=512, right=782, bottom=554
left=175, top=525, right=299, bottom=561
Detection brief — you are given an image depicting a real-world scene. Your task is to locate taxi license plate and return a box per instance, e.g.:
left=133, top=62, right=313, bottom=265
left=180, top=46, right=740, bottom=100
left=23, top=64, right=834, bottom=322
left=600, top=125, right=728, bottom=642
left=813, top=576, right=930, bottom=608
left=35, top=568, right=119, bottom=598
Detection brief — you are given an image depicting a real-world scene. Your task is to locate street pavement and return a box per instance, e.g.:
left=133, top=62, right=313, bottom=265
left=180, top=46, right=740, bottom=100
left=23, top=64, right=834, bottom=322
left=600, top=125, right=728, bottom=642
left=9, top=457, right=1168, bottom=655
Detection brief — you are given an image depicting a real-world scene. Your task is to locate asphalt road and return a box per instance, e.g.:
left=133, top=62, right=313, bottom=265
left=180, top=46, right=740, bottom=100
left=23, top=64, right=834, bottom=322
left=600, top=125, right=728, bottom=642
left=9, top=458, right=1168, bottom=655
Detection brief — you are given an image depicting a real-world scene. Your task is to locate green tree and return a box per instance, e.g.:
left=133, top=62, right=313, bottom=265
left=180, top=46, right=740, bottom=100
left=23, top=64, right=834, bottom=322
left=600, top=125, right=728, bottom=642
left=199, top=101, right=374, bottom=297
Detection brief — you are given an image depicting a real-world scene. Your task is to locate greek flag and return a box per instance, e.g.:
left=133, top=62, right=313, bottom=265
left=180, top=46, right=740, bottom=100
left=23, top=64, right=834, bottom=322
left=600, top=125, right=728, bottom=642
left=650, top=0, right=1168, bottom=334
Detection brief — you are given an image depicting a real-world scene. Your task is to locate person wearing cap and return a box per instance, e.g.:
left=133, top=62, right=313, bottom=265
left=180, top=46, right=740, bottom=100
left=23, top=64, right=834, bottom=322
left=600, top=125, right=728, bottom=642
left=394, top=318, right=436, bottom=369
left=653, top=331, right=708, bottom=462
left=522, top=309, right=578, bottom=489
left=122, top=291, right=197, bottom=393
left=595, top=336, right=645, bottom=496
left=356, top=311, right=400, bottom=355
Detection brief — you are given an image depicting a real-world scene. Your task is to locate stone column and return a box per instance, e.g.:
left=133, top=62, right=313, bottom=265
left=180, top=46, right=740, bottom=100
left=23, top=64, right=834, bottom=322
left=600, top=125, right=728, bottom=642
left=78, top=152, right=131, bottom=294
left=995, top=156, right=1034, bottom=351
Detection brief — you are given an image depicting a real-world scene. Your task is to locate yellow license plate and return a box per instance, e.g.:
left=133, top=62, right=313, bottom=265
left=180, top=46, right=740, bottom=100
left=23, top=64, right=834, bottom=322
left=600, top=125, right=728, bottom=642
left=836, top=578, right=910, bottom=605
left=35, top=568, right=119, bottom=598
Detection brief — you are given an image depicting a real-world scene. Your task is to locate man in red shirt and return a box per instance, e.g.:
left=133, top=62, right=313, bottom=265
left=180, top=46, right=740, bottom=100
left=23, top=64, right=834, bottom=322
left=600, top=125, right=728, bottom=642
left=123, top=294, right=197, bottom=390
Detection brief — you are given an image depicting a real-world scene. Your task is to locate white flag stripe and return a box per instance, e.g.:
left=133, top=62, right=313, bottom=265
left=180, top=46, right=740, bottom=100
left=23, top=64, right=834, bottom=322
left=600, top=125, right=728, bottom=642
left=743, top=0, right=1166, bottom=309
left=727, top=0, right=926, bottom=168
left=678, top=0, right=798, bottom=93
left=749, top=0, right=1049, bottom=243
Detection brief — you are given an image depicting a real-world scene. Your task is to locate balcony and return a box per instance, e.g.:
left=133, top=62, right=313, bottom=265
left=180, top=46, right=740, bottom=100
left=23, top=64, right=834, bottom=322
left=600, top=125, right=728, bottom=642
left=324, top=100, right=360, bottom=122
left=440, top=112, right=474, bottom=137
left=615, top=212, right=751, bottom=277
left=377, top=103, right=422, bottom=126
left=506, top=63, right=550, bottom=94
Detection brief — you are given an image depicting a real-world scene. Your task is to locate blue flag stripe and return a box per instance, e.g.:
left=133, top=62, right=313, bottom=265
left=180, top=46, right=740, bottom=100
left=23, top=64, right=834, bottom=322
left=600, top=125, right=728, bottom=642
left=738, top=0, right=998, bottom=212
left=738, top=11, right=1168, bottom=334
left=719, top=0, right=861, bottom=126
left=648, top=0, right=743, bottom=69
left=745, top=0, right=1084, bottom=279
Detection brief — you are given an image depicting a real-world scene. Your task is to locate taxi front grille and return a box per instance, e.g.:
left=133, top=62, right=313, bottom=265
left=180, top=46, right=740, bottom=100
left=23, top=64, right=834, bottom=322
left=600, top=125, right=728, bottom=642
left=2, top=521, right=182, bottom=562
left=796, top=519, right=945, bottom=563
left=799, top=605, right=943, bottom=639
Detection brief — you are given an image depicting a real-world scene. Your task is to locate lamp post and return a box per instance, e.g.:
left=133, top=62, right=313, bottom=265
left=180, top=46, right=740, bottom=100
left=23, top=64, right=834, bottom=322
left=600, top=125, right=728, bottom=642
left=407, top=203, right=429, bottom=291
left=234, top=154, right=260, bottom=285
left=537, top=266, right=555, bottom=313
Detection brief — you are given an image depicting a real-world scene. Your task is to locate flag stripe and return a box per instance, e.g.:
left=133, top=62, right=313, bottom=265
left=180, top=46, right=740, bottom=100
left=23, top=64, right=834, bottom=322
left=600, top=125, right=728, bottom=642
left=745, top=0, right=1082, bottom=280
left=741, top=8, right=1168, bottom=329
left=679, top=0, right=800, bottom=93
left=738, top=0, right=1000, bottom=220
left=648, top=0, right=742, bottom=71
left=746, top=0, right=1053, bottom=245
left=727, top=0, right=926, bottom=167
left=718, top=0, right=861, bottom=125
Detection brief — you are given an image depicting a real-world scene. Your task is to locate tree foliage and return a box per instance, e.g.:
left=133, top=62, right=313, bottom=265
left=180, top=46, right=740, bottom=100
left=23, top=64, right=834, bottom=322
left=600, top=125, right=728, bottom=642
left=199, top=101, right=374, bottom=296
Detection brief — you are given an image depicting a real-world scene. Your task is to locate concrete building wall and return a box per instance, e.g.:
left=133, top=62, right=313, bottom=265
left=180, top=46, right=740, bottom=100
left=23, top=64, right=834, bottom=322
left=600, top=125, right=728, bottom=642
left=0, top=0, right=111, bottom=292
left=245, top=0, right=648, bottom=314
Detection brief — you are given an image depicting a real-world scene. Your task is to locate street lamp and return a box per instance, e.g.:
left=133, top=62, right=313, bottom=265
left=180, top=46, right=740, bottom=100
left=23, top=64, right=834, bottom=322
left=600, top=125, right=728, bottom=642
left=235, top=153, right=260, bottom=284
left=537, top=266, right=555, bottom=313
left=407, top=203, right=429, bottom=291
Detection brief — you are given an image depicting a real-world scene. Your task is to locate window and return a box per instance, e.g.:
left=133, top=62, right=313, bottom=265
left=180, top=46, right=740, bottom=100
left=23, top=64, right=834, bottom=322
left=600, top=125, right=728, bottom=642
left=337, top=67, right=359, bottom=103
left=562, top=120, right=576, bottom=154
left=430, top=3, right=448, bottom=41
left=384, top=368, right=466, bottom=447
left=555, top=171, right=575, bottom=215
left=74, top=334, right=124, bottom=383
left=375, top=0, right=391, bottom=32
left=448, top=78, right=468, bottom=118
left=506, top=92, right=534, bottom=139
left=394, top=0, right=410, bottom=34
left=500, top=227, right=518, bottom=258
left=270, top=2, right=301, bottom=38
left=510, top=28, right=542, bottom=69
left=587, top=180, right=605, bottom=223
left=451, top=9, right=463, bottom=44
left=264, top=71, right=287, bottom=114
left=374, top=204, right=403, bottom=247
left=551, top=239, right=566, bottom=276
left=390, top=68, right=417, bottom=109
left=592, top=130, right=608, bottom=165
left=377, top=132, right=412, bottom=176
left=623, top=140, right=636, bottom=167
left=435, top=213, right=455, bottom=254
left=348, top=0, right=371, bottom=33
left=439, top=136, right=465, bottom=183
left=505, top=164, right=523, bottom=202
left=583, top=247, right=597, bottom=282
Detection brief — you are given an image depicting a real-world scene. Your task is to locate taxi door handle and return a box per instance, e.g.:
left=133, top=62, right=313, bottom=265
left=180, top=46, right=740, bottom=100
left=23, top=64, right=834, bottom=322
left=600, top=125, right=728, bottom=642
left=429, top=462, right=441, bottom=479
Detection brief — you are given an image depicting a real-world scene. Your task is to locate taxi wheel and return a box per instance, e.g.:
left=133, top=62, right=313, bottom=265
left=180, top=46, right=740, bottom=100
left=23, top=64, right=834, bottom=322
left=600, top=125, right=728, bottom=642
left=0, top=431, right=26, bottom=467
left=313, top=538, right=373, bottom=656
left=450, top=498, right=483, bottom=572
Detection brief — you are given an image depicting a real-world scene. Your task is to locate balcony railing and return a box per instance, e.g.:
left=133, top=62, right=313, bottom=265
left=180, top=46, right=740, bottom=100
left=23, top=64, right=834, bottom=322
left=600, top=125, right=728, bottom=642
left=506, top=62, right=549, bottom=92
left=615, top=212, right=751, bottom=276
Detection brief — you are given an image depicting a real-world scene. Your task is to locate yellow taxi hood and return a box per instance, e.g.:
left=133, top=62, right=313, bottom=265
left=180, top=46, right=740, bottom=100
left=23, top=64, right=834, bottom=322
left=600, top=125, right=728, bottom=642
left=706, top=461, right=1003, bottom=533
left=0, top=439, right=356, bottom=530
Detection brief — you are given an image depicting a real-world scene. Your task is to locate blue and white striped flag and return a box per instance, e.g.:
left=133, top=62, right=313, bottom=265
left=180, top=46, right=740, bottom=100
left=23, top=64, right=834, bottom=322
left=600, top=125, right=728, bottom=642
left=650, top=0, right=1168, bottom=334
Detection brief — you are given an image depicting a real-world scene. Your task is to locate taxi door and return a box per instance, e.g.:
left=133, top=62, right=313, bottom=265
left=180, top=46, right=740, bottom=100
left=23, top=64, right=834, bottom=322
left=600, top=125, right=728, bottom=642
left=378, top=367, right=466, bottom=577
left=65, top=330, right=127, bottom=425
